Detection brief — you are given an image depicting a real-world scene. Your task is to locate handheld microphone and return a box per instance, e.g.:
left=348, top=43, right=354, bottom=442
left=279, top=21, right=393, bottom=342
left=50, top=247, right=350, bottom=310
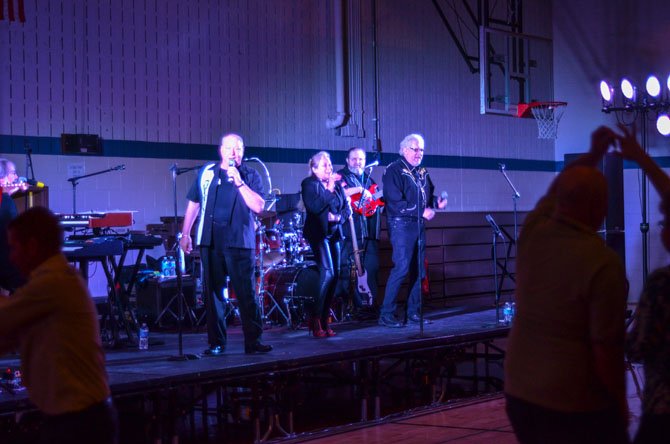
left=112, top=164, right=125, bottom=171
left=18, top=177, right=45, bottom=188
left=440, top=191, right=448, bottom=201
left=227, top=159, right=235, bottom=183
left=498, top=163, right=506, bottom=172
left=364, top=160, right=379, bottom=169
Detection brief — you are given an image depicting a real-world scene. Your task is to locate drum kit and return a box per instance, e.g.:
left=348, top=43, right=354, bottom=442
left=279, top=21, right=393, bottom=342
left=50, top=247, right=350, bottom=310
left=254, top=212, right=317, bottom=328
left=240, top=158, right=318, bottom=329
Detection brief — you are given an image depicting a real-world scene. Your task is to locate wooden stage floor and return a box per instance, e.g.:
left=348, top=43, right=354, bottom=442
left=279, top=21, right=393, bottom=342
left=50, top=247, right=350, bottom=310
left=0, top=305, right=510, bottom=442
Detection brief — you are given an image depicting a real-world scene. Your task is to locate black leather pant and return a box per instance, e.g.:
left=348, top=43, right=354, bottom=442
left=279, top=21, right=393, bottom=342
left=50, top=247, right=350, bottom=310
left=309, top=237, right=341, bottom=324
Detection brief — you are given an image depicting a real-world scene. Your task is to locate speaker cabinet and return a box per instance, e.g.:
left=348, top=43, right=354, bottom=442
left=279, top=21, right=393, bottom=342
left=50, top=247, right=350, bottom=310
left=136, top=277, right=196, bottom=327
left=61, top=133, right=102, bottom=155
left=564, top=153, right=626, bottom=269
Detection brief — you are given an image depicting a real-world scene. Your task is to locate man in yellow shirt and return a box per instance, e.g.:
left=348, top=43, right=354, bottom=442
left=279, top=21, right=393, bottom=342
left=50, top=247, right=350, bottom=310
left=1, top=207, right=118, bottom=444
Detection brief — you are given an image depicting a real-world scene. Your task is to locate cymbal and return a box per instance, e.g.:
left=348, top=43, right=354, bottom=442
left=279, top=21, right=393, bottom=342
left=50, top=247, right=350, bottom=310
left=258, top=210, right=276, bottom=220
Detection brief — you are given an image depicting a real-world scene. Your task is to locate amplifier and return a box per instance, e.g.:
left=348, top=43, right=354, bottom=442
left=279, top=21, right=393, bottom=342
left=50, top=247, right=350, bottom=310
left=136, top=276, right=197, bottom=327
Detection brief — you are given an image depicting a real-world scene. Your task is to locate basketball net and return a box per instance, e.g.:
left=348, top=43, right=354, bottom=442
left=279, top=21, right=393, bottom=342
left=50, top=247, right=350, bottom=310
left=531, top=103, right=566, bottom=139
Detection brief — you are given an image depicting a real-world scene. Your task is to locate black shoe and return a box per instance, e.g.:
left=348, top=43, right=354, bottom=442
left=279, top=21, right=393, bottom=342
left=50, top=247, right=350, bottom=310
left=203, top=345, right=225, bottom=356
left=245, top=342, right=273, bottom=354
left=407, top=314, right=431, bottom=324
left=378, top=315, right=405, bottom=328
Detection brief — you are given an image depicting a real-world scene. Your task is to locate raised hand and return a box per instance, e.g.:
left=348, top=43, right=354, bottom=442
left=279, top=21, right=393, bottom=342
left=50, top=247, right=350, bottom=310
left=589, top=125, right=618, bottom=158
left=615, top=123, right=645, bottom=162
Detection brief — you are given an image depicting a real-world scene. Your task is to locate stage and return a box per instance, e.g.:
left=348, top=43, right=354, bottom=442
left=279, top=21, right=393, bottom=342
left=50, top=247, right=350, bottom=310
left=0, top=306, right=509, bottom=443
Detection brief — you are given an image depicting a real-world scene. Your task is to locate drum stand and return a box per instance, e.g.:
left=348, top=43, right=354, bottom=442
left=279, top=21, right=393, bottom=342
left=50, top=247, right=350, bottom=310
left=256, top=223, right=289, bottom=325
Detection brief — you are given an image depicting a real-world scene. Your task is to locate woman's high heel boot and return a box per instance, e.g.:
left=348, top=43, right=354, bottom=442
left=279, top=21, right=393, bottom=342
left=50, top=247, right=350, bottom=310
left=309, top=317, right=327, bottom=338
left=322, top=317, right=336, bottom=337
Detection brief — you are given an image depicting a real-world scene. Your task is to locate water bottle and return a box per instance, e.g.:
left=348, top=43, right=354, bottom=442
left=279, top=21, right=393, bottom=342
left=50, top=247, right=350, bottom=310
left=161, top=257, right=170, bottom=278
left=503, top=302, right=512, bottom=324
left=139, top=323, right=149, bottom=350
left=222, top=276, right=230, bottom=301
left=169, top=256, right=176, bottom=277
left=510, top=302, right=516, bottom=322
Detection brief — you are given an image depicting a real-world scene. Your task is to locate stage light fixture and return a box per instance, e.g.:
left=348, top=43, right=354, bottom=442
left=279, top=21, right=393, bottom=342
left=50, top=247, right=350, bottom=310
left=598, top=73, right=670, bottom=137
left=600, top=80, right=613, bottom=103
left=646, top=75, right=661, bottom=97
left=657, top=114, right=670, bottom=136
left=599, top=72, right=670, bottom=282
left=621, top=78, right=636, bottom=101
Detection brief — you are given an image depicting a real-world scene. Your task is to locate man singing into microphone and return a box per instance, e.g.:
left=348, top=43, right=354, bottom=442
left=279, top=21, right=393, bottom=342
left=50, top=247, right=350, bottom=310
left=379, top=134, right=447, bottom=327
left=179, top=133, right=272, bottom=355
left=335, top=147, right=381, bottom=319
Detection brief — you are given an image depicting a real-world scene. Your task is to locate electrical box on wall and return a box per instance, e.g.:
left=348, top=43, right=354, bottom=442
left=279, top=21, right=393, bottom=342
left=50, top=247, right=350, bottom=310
left=61, top=133, right=102, bottom=155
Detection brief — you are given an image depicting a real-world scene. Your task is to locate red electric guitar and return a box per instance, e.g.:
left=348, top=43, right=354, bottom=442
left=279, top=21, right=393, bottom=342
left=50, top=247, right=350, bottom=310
left=350, top=184, right=384, bottom=217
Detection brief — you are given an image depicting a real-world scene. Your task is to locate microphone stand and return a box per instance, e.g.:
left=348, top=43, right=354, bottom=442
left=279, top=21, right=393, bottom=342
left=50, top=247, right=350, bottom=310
left=485, top=214, right=505, bottom=324
left=410, top=165, right=431, bottom=339
left=498, top=165, right=521, bottom=244
left=67, top=164, right=125, bottom=213
left=23, top=143, right=37, bottom=211
left=24, top=142, right=36, bottom=182
left=168, top=163, right=200, bottom=361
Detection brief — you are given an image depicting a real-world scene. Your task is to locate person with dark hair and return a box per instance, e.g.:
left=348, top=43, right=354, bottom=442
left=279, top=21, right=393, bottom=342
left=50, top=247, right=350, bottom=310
left=621, top=124, right=670, bottom=444
left=504, top=126, right=629, bottom=444
left=335, top=147, right=381, bottom=318
left=0, top=158, right=25, bottom=293
left=0, top=206, right=118, bottom=444
left=179, top=133, right=272, bottom=355
left=301, top=151, right=351, bottom=337
left=380, top=134, right=447, bottom=327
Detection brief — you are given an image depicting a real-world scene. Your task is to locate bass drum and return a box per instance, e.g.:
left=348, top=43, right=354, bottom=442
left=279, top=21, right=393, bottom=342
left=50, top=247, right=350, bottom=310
left=263, top=262, right=319, bottom=329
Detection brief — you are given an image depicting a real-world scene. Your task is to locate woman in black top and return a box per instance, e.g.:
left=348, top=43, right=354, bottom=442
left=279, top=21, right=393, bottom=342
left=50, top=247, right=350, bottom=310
left=301, top=151, right=351, bottom=337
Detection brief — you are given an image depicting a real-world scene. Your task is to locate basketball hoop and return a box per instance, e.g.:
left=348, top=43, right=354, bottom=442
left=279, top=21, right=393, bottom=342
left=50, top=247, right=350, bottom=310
left=517, top=101, right=568, bottom=139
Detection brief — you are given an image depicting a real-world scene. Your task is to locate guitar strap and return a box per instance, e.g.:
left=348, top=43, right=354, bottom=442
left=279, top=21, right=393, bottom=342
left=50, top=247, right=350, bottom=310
left=343, top=169, right=369, bottom=240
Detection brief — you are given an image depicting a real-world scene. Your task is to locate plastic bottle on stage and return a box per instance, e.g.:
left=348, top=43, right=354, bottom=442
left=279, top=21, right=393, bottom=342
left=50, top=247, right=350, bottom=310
left=169, top=256, right=176, bottom=277
left=161, top=257, right=170, bottom=278
left=139, top=323, right=149, bottom=350
left=503, top=302, right=512, bottom=325
left=510, top=302, right=516, bottom=322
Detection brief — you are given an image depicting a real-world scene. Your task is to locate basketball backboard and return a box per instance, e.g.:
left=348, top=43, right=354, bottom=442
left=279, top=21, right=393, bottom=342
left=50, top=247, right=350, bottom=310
left=480, top=27, right=554, bottom=116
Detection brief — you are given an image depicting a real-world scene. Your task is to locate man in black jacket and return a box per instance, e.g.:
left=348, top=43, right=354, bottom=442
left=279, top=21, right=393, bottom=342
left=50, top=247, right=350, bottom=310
left=380, top=134, right=447, bottom=327
left=179, top=133, right=272, bottom=355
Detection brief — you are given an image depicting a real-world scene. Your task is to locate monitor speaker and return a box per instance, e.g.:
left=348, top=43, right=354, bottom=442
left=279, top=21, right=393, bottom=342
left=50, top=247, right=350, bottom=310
left=61, top=133, right=102, bottom=155
left=564, top=153, right=625, bottom=269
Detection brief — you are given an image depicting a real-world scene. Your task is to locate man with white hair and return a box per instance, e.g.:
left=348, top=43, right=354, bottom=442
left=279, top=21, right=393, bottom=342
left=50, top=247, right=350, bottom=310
left=380, top=134, right=447, bottom=327
left=0, top=158, right=25, bottom=293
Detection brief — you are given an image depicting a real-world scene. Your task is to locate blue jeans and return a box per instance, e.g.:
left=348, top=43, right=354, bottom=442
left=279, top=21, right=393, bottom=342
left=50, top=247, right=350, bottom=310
left=381, top=217, right=424, bottom=319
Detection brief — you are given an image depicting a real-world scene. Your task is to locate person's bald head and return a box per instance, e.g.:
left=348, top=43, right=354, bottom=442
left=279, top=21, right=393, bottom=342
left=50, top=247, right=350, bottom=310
left=553, top=166, right=608, bottom=231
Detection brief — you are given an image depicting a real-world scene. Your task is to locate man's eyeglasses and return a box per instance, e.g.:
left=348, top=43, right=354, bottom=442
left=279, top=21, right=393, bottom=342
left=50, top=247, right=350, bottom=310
left=408, top=147, right=424, bottom=153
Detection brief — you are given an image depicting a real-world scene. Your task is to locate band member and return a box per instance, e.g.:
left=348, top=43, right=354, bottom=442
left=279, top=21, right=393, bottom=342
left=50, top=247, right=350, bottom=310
left=335, top=147, right=381, bottom=318
left=179, top=134, right=272, bottom=355
left=301, top=151, right=351, bottom=337
left=380, top=134, right=447, bottom=327
left=0, top=158, right=26, bottom=293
